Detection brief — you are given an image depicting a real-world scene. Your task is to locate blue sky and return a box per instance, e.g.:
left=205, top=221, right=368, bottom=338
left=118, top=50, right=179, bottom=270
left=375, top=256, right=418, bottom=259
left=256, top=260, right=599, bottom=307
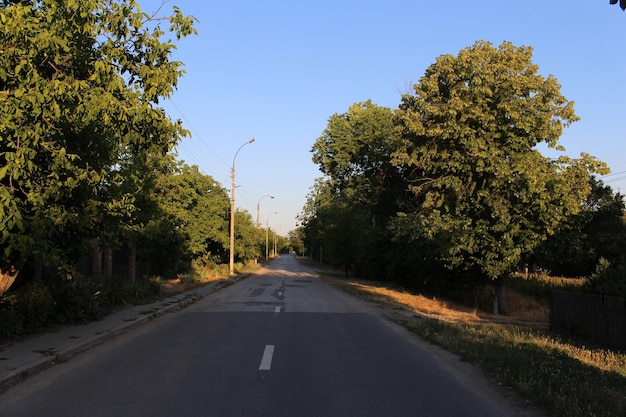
left=143, top=0, right=625, bottom=235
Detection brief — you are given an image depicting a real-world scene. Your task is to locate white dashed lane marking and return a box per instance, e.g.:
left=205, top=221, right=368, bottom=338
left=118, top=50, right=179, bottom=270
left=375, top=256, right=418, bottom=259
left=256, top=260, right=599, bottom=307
left=259, top=345, right=275, bottom=371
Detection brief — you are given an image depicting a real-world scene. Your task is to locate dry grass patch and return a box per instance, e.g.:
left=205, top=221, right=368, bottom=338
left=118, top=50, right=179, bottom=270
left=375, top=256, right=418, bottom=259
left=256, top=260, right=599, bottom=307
left=322, top=275, right=482, bottom=323
left=298, top=259, right=626, bottom=417
left=317, top=272, right=548, bottom=326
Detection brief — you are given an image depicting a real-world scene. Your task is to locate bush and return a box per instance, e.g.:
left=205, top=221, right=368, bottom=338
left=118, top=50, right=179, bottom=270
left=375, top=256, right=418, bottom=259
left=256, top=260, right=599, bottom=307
left=98, top=275, right=164, bottom=305
left=119, top=277, right=163, bottom=303
left=508, top=272, right=586, bottom=299
left=51, top=276, right=105, bottom=324
left=0, top=282, right=56, bottom=340
left=0, top=293, right=25, bottom=340
left=17, top=282, right=55, bottom=329
left=202, top=261, right=229, bottom=279
left=584, top=258, right=626, bottom=298
left=0, top=274, right=166, bottom=344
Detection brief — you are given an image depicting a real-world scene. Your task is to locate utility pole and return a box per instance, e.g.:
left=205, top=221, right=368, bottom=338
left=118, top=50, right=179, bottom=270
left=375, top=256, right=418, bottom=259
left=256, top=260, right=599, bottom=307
left=229, top=138, right=255, bottom=275
left=256, top=195, right=274, bottom=228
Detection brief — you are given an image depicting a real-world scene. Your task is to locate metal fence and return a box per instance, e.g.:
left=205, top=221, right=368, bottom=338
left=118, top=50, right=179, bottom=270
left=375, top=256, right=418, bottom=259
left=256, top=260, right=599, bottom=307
left=551, top=291, right=626, bottom=350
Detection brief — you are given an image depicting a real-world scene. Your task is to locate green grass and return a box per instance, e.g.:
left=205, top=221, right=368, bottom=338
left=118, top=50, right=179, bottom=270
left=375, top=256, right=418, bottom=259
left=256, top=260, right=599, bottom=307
left=408, top=318, right=626, bottom=417
left=299, top=258, right=626, bottom=417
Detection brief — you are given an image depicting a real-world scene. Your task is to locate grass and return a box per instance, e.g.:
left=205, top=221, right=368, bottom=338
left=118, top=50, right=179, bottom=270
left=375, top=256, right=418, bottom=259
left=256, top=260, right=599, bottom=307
left=161, top=261, right=262, bottom=295
left=298, top=258, right=626, bottom=417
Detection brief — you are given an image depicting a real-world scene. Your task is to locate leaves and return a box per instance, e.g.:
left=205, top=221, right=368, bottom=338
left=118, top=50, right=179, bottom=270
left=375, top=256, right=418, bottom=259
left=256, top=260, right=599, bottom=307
left=305, top=40, right=612, bottom=288
left=0, top=0, right=196, bottom=292
left=394, top=41, right=604, bottom=282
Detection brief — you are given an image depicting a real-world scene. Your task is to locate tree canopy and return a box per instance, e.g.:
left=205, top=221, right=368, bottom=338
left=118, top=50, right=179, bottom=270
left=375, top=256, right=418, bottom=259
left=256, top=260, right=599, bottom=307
left=0, top=0, right=197, bottom=295
left=153, top=162, right=230, bottom=265
left=309, top=102, right=404, bottom=277
left=393, top=41, right=607, bottom=283
left=304, top=40, right=613, bottom=298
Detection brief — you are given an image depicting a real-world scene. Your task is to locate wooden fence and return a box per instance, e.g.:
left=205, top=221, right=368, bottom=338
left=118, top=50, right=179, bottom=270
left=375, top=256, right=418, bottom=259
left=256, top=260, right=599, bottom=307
left=551, top=291, right=626, bottom=350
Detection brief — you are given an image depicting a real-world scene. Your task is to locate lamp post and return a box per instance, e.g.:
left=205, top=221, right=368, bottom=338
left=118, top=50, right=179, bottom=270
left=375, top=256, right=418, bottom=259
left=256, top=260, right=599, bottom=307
left=230, top=138, right=255, bottom=276
left=266, top=212, right=277, bottom=260
left=256, top=194, right=274, bottom=228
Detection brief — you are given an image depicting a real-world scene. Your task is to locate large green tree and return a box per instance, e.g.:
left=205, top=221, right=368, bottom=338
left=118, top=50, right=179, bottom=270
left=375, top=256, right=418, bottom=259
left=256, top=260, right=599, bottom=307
left=392, top=41, right=607, bottom=309
left=310, top=101, right=404, bottom=278
left=312, top=100, right=402, bottom=214
left=151, top=162, right=230, bottom=270
left=234, top=210, right=263, bottom=263
left=0, top=0, right=196, bottom=295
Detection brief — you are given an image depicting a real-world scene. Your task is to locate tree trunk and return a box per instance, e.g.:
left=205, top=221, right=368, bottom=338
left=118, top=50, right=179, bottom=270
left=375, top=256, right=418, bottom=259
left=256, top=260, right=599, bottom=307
left=0, top=263, right=20, bottom=297
left=128, top=242, right=137, bottom=282
left=103, top=244, right=113, bottom=276
left=495, top=282, right=507, bottom=315
left=90, top=241, right=102, bottom=275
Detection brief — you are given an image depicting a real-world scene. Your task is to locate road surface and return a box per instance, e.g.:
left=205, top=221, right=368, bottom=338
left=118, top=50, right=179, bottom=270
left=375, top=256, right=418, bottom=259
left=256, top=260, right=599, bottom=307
left=0, top=255, right=542, bottom=416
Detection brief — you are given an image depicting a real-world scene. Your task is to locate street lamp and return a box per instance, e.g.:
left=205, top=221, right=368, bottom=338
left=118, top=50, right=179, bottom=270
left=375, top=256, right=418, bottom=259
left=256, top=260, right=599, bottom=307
left=266, top=212, right=277, bottom=260
left=230, top=138, right=255, bottom=276
left=256, top=194, right=274, bottom=228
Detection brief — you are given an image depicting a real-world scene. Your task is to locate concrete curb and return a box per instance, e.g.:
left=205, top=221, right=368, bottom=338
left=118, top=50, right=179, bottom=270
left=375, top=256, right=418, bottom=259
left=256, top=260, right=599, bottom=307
left=0, top=272, right=252, bottom=392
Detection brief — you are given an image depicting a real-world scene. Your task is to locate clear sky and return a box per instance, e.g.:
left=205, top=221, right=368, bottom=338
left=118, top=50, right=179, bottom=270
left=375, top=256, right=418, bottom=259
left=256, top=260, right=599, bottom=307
left=142, top=0, right=625, bottom=235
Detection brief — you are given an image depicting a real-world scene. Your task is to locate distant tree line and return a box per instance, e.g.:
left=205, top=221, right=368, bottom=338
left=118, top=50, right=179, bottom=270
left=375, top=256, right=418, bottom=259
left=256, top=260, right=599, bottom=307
left=300, top=41, right=626, bottom=308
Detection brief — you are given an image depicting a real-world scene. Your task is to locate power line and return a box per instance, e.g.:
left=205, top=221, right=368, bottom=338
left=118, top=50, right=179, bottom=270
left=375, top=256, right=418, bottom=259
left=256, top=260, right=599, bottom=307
left=169, top=98, right=230, bottom=170
left=603, top=175, right=626, bottom=184
left=601, top=169, right=626, bottom=178
left=165, top=98, right=231, bottom=181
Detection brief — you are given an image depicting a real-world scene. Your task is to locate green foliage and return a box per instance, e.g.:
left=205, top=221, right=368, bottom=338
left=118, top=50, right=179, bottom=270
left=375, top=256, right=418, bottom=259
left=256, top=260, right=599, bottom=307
left=288, top=228, right=305, bottom=255
left=51, top=277, right=104, bottom=324
left=534, top=177, right=626, bottom=277
left=0, top=281, right=58, bottom=335
left=304, top=40, right=614, bottom=293
left=508, top=272, right=585, bottom=299
left=584, top=257, right=626, bottom=298
left=149, top=161, right=230, bottom=269
left=393, top=40, right=607, bottom=283
left=312, top=100, right=402, bottom=208
left=234, top=209, right=263, bottom=263
left=307, top=101, right=404, bottom=276
left=0, top=0, right=196, bottom=294
left=408, top=319, right=626, bottom=417
left=0, top=273, right=164, bottom=341
left=17, top=281, right=55, bottom=329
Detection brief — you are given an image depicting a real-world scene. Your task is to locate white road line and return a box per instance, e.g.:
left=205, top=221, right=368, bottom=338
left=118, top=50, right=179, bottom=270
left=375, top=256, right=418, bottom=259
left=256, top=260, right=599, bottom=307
left=259, top=345, right=275, bottom=371
left=274, top=306, right=281, bottom=313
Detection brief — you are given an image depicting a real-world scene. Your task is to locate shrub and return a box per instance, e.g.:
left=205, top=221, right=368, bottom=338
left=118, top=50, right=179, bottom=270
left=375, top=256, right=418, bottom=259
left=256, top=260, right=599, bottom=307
left=120, top=277, right=163, bottom=303
left=203, top=262, right=229, bottom=279
left=584, top=257, right=626, bottom=298
left=99, top=275, right=163, bottom=305
left=51, top=276, right=105, bottom=324
left=508, top=272, right=586, bottom=299
left=17, top=282, right=55, bottom=329
left=0, top=293, right=25, bottom=340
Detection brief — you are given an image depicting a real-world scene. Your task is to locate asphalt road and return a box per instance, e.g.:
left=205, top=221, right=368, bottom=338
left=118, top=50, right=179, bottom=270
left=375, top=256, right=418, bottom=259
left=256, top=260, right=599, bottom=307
left=0, top=255, right=540, bottom=416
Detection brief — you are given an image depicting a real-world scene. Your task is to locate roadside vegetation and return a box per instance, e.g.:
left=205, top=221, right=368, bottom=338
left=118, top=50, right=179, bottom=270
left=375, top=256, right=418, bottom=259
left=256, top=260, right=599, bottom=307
left=301, top=258, right=626, bottom=417
left=0, top=260, right=263, bottom=342
left=298, top=38, right=626, bottom=417
left=0, top=1, right=292, bottom=325
left=1, top=2, right=625, bottom=415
